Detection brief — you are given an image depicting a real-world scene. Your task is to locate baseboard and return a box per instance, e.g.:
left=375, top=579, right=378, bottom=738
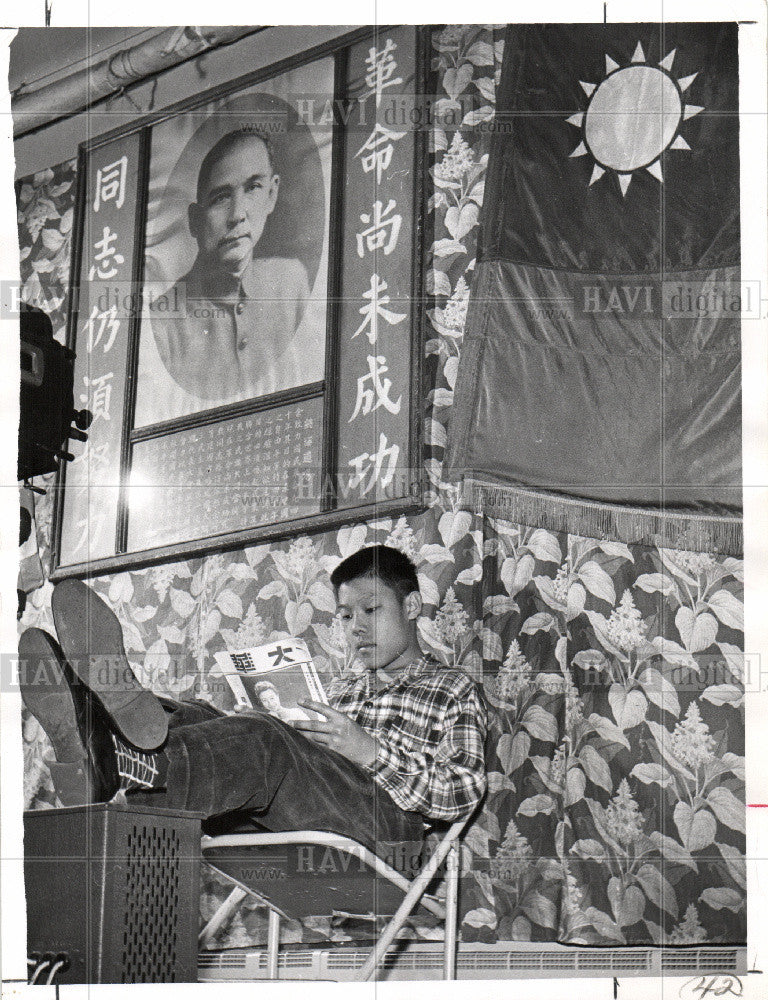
left=197, top=941, right=747, bottom=982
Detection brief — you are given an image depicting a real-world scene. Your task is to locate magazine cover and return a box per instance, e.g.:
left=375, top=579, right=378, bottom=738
left=212, top=638, right=328, bottom=721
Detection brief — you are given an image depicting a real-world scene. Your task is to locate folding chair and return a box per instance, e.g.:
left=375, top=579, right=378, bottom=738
left=199, top=816, right=470, bottom=981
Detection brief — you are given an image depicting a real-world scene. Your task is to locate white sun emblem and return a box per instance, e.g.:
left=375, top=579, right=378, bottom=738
left=567, top=42, right=704, bottom=196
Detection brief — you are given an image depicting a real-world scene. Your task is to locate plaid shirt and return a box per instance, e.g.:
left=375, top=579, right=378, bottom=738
left=331, top=656, right=487, bottom=822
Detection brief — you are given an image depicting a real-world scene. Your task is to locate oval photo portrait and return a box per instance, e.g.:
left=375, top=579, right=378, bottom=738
left=135, top=80, right=330, bottom=424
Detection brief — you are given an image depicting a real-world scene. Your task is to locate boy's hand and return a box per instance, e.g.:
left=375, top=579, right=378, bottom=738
left=295, top=701, right=380, bottom=768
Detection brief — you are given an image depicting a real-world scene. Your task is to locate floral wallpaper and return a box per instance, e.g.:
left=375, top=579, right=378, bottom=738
left=423, top=26, right=502, bottom=493
left=17, top=162, right=75, bottom=339
left=16, top=24, right=744, bottom=954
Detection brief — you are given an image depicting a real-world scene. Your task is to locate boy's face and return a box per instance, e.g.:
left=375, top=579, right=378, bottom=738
left=336, top=575, right=420, bottom=671
left=189, top=136, right=279, bottom=276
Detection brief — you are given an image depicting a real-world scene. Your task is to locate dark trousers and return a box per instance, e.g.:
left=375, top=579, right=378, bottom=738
left=129, top=699, right=424, bottom=854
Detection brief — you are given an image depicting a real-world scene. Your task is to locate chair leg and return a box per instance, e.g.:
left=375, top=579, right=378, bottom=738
left=266, top=908, right=281, bottom=979
left=442, top=843, right=459, bottom=979
left=198, top=886, right=248, bottom=949
left=357, top=824, right=464, bottom=982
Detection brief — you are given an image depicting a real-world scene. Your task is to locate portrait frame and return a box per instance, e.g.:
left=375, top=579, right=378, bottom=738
left=133, top=63, right=332, bottom=425
left=52, top=26, right=429, bottom=579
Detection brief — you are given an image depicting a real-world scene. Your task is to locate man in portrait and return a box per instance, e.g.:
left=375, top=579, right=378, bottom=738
left=151, top=128, right=311, bottom=401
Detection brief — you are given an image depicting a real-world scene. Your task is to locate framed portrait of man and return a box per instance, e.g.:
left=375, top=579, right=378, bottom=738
left=54, top=26, right=426, bottom=574
left=133, top=59, right=332, bottom=426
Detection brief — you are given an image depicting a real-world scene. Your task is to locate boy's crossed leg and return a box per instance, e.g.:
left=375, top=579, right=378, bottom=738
left=20, top=625, right=422, bottom=853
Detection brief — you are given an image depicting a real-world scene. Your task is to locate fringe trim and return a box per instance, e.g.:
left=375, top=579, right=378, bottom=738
left=458, top=478, right=743, bottom=556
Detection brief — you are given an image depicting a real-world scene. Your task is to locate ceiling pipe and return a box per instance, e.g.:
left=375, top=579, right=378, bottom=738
left=12, top=26, right=263, bottom=138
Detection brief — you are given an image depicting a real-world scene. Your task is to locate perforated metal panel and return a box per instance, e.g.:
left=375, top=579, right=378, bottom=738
left=662, top=949, right=741, bottom=973
left=25, top=803, right=202, bottom=984
left=120, top=825, right=185, bottom=982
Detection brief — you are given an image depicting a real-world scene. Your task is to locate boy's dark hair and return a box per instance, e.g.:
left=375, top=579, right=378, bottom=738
left=330, top=545, right=419, bottom=602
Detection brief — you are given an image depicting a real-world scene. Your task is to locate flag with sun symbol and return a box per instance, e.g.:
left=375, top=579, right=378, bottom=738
left=567, top=40, right=704, bottom=197
left=447, top=22, right=741, bottom=525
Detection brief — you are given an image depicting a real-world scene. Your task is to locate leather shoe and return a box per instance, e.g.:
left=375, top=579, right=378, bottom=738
left=51, top=578, right=168, bottom=750
left=19, top=627, right=120, bottom=805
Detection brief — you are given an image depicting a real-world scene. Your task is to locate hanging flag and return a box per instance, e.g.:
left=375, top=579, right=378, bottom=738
left=446, top=23, right=741, bottom=528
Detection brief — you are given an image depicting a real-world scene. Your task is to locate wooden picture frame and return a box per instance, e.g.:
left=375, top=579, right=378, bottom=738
left=52, top=26, right=428, bottom=578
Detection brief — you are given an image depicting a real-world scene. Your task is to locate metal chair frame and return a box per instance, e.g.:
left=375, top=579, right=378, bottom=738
left=199, top=817, right=468, bottom=981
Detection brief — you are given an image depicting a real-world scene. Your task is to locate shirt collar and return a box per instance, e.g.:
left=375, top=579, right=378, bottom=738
left=350, top=655, right=441, bottom=697
left=189, top=255, right=251, bottom=303
left=387, top=655, right=441, bottom=684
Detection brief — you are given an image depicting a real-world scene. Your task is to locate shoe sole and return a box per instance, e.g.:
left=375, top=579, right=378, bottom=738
left=19, top=627, right=121, bottom=805
left=52, top=579, right=168, bottom=750
left=18, top=627, right=87, bottom=763
left=18, top=627, right=102, bottom=805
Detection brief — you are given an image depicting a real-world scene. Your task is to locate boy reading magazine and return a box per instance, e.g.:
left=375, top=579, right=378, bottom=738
left=20, top=546, right=487, bottom=850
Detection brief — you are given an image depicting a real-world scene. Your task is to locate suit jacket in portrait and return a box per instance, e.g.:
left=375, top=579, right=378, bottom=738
left=152, top=254, right=311, bottom=401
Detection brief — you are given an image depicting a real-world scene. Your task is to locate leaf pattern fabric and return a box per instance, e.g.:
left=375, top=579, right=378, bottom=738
left=468, top=524, right=745, bottom=946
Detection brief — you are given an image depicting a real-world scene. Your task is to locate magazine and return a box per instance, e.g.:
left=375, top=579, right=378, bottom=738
left=212, top=638, right=328, bottom=721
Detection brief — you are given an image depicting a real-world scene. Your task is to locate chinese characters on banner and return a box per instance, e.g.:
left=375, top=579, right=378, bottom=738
left=337, top=29, right=416, bottom=506
left=57, top=31, right=420, bottom=568
left=59, top=135, right=140, bottom=564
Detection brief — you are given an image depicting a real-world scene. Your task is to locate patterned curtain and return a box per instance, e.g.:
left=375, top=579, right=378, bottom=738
left=463, top=523, right=745, bottom=945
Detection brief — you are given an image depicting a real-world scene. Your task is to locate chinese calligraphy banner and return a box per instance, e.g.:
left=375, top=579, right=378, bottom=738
left=54, top=29, right=424, bottom=574
left=336, top=28, right=417, bottom=508
left=59, top=131, right=142, bottom=564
